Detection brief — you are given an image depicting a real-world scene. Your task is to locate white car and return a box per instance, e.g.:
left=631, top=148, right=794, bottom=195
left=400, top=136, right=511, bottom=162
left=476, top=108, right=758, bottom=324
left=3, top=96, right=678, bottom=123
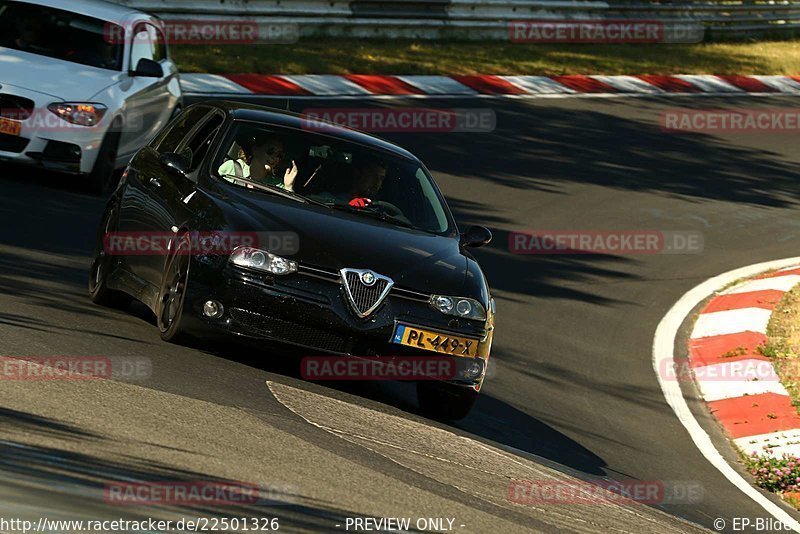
left=0, top=0, right=182, bottom=193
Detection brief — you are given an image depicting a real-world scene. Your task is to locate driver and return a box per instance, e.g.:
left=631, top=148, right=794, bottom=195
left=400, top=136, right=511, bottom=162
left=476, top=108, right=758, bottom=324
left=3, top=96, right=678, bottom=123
left=346, top=161, right=387, bottom=208
left=309, top=160, right=387, bottom=207
left=15, top=16, right=45, bottom=52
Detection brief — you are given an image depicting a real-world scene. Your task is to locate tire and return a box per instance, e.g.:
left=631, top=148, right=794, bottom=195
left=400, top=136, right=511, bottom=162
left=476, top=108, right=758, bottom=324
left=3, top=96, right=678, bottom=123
left=88, top=201, right=132, bottom=309
left=88, top=121, right=122, bottom=196
left=157, top=233, right=191, bottom=343
left=417, top=381, right=479, bottom=421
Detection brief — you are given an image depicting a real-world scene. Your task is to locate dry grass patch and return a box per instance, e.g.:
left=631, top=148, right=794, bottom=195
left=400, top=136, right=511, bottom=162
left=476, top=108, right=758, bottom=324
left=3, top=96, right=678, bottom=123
left=172, top=40, right=800, bottom=76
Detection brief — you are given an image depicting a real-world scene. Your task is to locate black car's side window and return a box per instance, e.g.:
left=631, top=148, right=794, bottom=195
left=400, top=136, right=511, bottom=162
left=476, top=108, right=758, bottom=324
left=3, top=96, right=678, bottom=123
left=180, top=113, right=226, bottom=173
left=153, top=107, right=211, bottom=154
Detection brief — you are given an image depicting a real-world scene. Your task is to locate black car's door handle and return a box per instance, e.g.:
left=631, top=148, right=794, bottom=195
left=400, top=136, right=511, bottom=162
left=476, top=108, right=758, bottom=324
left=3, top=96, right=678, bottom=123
left=148, top=177, right=162, bottom=188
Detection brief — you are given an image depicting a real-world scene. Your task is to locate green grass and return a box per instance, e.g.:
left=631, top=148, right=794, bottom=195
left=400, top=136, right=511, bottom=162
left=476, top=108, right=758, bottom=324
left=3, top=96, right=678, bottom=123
left=171, top=39, right=800, bottom=75
left=764, top=285, right=800, bottom=408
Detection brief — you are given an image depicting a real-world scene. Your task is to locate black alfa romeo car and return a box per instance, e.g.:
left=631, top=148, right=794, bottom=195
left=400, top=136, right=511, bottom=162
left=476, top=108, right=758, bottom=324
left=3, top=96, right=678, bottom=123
left=89, top=102, right=496, bottom=420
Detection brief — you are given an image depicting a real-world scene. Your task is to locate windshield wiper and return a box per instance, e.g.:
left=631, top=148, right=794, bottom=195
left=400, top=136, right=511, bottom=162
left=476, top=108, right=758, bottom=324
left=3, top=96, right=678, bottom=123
left=328, top=204, right=417, bottom=230
left=224, top=176, right=295, bottom=199
left=295, top=192, right=329, bottom=207
left=251, top=183, right=304, bottom=202
left=228, top=178, right=326, bottom=207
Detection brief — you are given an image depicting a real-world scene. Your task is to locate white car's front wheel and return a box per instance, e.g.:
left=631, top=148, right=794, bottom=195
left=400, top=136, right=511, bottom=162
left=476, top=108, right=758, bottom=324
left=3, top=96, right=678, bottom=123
left=88, top=121, right=122, bottom=196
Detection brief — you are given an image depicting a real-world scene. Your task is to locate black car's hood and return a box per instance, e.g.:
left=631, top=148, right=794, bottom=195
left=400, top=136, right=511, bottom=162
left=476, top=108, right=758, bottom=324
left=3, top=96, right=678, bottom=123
left=212, top=188, right=484, bottom=298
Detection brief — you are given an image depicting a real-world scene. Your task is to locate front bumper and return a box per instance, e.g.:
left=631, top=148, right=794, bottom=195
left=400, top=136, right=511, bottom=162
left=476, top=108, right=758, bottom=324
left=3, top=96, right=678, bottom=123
left=183, top=259, right=494, bottom=389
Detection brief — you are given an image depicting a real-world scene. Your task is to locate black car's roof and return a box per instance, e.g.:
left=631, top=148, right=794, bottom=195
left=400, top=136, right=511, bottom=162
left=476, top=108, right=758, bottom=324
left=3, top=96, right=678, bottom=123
left=207, top=100, right=420, bottom=163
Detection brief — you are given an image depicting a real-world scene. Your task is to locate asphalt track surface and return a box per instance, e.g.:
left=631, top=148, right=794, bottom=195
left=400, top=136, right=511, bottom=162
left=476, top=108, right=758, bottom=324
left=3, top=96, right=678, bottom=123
left=3, top=94, right=800, bottom=533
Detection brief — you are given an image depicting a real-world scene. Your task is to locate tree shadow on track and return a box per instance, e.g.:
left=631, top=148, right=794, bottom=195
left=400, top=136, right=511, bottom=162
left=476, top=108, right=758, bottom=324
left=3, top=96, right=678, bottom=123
left=0, top=407, right=371, bottom=531
left=446, top=196, right=640, bottom=305
left=0, top=249, right=155, bottom=343
left=0, top=165, right=104, bottom=255
left=381, top=97, right=800, bottom=208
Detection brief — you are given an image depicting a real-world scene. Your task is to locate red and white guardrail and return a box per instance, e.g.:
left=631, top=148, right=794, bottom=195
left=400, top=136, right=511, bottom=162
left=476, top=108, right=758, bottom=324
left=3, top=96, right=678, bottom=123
left=181, top=74, right=800, bottom=96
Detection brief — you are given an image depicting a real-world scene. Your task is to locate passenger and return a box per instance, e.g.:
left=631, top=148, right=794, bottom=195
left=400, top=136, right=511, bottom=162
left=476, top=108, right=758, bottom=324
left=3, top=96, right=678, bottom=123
left=218, top=143, right=252, bottom=181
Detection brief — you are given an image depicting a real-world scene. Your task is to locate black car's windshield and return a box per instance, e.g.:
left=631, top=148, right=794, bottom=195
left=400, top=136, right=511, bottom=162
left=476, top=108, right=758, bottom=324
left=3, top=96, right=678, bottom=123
left=213, top=122, right=452, bottom=234
left=0, top=1, right=124, bottom=71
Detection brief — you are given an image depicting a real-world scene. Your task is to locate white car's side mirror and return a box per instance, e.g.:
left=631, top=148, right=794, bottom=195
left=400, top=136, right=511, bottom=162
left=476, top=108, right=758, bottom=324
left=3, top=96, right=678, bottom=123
left=130, top=58, right=163, bottom=78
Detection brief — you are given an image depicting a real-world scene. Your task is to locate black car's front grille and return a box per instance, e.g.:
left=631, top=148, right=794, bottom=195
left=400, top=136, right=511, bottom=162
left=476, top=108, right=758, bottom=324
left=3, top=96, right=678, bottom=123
left=0, top=133, right=29, bottom=153
left=0, top=94, right=34, bottom=121
left=343, top=271, right=390, bottom=316
left=299, top=264, right=428, bottom=302
left=229, top=307, right=349, bottom=354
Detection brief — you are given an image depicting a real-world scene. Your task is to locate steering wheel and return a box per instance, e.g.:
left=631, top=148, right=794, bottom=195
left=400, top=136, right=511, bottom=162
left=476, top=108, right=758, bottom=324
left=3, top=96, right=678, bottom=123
left=370, top=201, right=412, bottom=224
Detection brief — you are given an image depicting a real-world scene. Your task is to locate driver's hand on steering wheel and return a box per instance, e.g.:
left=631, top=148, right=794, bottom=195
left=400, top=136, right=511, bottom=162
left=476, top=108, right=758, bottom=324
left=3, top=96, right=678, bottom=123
left=349, top=197, right=372, bottom=208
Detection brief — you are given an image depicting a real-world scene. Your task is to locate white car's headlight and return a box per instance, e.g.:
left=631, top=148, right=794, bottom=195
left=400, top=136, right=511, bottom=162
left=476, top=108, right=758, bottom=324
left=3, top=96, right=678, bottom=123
left=429, top=295, right=487, bottom=321
left=47, top=103, right=107, bottom=126
left=229, top=246, right=297, bottom=275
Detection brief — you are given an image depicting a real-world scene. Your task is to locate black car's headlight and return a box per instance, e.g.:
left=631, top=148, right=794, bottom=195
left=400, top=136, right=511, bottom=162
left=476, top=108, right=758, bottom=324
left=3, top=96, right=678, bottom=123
left=229, top=246, right=297, bottom=275
left=429, top=295, right=487, bottom=321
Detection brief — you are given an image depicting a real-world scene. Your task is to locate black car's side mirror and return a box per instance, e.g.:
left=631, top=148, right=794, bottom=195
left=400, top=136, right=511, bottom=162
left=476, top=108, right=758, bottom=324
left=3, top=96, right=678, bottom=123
left=159, top=152, right=190, bottom=178
left=130, top=58, right=163, bottom=78
left=460, top=226, right=492, bottom=248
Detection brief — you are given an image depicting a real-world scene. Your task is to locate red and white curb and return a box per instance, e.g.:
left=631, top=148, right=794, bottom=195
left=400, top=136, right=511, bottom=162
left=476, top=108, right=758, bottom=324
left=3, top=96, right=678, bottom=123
left=181, top=73, right=800, bottom=97
left=689, top=267, right=800, bottom=458
left=654, top=258, right=800, bottom=531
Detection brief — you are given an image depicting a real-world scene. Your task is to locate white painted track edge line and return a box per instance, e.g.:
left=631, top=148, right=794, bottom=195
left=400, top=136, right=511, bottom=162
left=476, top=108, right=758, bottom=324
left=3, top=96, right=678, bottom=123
left=653, top=256, right=800, bottom=531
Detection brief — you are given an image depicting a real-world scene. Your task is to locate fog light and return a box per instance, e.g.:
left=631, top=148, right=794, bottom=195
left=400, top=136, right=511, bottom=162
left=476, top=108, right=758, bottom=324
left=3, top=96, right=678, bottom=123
left=466, top=359, right=483, bottom=379
left=42, top=140, right=82, bottom=163
left=203, top=300, right=224, bottom=318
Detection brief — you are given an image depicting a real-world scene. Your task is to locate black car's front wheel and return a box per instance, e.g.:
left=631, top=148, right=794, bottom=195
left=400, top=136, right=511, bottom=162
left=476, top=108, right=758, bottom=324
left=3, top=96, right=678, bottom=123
left=157, top=234, right=191, bottom=343
left=417, top=381, right=479, bottom=421
left=89, top=202, right=131, bottom=309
